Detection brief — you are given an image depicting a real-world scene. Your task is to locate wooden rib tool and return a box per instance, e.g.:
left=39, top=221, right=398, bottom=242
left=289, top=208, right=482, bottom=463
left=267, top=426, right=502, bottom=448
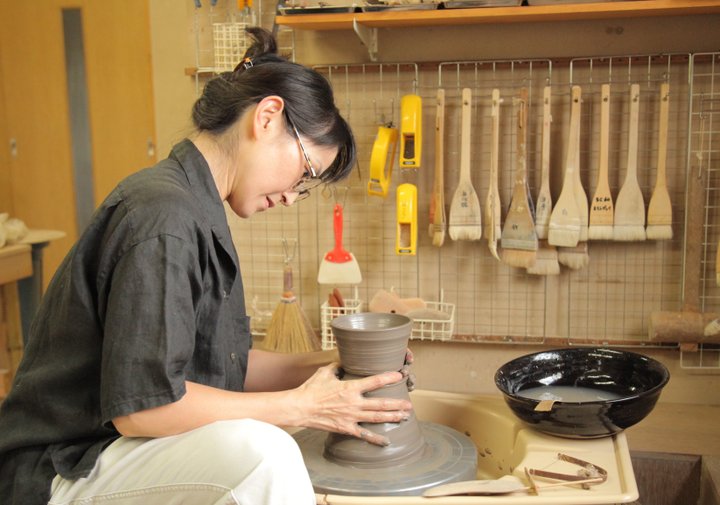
left=486, top=88, right=502, bottom=261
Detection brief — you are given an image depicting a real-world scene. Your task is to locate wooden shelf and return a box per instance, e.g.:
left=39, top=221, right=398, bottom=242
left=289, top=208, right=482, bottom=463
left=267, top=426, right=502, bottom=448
left=275, top=0, right=720, bottom=30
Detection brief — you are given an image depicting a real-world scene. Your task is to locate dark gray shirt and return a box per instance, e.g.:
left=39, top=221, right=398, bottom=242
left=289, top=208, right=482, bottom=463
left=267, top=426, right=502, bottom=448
left=0, top=140, right=251, bottom=505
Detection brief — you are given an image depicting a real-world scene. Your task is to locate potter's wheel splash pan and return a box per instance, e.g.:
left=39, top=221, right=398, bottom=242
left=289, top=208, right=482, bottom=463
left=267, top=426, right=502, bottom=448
left=294, top=421, right=477, bottom=496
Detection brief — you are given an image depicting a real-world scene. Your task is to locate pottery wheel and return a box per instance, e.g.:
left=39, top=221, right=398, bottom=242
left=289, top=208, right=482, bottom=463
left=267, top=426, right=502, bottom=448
left=293, top=421, right=478, bottom=496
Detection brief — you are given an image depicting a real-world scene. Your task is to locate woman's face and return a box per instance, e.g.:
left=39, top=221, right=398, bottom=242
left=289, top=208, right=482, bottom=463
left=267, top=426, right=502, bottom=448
left=226, top=102, right=339, bottom=218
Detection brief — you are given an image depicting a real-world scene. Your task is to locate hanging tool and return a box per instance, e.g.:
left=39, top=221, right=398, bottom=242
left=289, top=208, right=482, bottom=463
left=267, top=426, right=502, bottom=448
left=396, top=183, right=417, bottom=255
left=613, top=83, right=647, bottom=241
left=501, top=87, right=538, bottom=268
left=485, top=88, right=502, bottom=260
left=589, top=83, right=615, bottom=240
left=317, top=189, right=362, bottom=285
left=448, top=88, right=482, bottom=241
left=646, top=82, right=673, bottom=240
left=400, top=94, right=422, bottom=168
left=429, top=88, right=446, bottom=246
left=367, top=124, right=398, bottom=198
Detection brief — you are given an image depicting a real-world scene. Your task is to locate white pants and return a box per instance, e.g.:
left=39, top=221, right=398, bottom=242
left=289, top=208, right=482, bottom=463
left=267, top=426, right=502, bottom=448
left=48, top=419, right=316, bottom=505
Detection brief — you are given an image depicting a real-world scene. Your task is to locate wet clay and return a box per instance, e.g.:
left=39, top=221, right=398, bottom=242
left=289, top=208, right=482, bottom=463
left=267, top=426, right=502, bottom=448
left=326, top=313, right=425, bottom=468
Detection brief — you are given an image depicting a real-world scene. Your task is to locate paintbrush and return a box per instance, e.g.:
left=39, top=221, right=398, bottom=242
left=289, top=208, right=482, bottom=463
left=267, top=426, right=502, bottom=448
left=501, top=87, right=538, bottom=268
left=527, top=86, right=559, bottom=275
left=589, top=83, right=615, bottom=240
left=534, top=85, right=553, bottom=240
left=613, top=83, right=646, bottom=241
left=429, top=88, right=447, bottom=247
left=449, top=88, right=482, bottom=241
left=486, top=88, right=502, bottom=261
left=646, top=82, right=673, bottom=240
left=548, top=86, right=582, bottom=248
left=558, top=94, right=590, bottom=270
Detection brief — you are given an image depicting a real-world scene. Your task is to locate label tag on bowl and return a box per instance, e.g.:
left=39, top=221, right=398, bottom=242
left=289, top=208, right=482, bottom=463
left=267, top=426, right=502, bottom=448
left=534, top=399, right=556, bottom=412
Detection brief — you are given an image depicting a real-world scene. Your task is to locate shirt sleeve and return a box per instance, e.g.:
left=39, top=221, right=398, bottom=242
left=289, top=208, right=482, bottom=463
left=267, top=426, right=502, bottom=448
left=99, top=234, right=202, bottom=424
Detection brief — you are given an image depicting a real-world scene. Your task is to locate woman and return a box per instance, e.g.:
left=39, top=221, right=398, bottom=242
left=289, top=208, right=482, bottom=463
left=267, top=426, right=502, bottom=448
left=0, top=28, right=412, bottom=505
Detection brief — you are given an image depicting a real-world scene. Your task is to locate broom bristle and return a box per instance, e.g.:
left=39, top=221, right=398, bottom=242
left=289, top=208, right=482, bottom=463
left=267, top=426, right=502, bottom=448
left=263, top=296, right=319, bottom=353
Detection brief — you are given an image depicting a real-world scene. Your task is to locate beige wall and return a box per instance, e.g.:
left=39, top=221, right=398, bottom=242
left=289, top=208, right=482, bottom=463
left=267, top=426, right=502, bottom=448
left=148, top=1, right=720, bottom=414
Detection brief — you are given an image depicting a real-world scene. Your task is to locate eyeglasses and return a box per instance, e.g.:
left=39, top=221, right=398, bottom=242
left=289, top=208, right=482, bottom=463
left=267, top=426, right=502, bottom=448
left=288, top=121, right=324, bottom=202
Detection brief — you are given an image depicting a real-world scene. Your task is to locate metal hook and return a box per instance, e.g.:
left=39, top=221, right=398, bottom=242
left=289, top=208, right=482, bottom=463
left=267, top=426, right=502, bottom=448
left=281, top=238, right=297, bottom=264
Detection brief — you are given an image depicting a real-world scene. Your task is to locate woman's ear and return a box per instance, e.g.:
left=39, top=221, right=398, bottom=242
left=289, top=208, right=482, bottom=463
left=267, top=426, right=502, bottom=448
left=253, top=95, right=286, bottom=140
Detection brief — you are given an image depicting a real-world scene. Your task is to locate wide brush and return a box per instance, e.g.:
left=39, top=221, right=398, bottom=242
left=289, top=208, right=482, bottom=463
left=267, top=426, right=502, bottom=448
left=501, top=87, right=538, bottom=268
left=548, top=85, right=582, bottom=248
left=448, top=88, right=482, bottom=241
left=486, top=88, right=502, bottom=261
left=613, top=83, right=646, bottom=241
left=646, top=82, right=673, bottom=240
left=588, top=83, right=615, bottom=240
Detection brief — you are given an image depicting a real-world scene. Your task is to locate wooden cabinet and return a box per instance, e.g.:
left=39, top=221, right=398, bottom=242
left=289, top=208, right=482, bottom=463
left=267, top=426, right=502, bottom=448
left=0, top=0, right=156, bottom=287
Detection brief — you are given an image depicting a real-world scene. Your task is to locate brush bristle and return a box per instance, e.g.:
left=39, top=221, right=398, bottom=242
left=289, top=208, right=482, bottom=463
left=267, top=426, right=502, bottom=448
left=488, top=241, right=501, bottom=261
left=501, top=248, right=537, bottom=269
left=317, top=256, right=362, bottom=284
left=588, top=225, right=614, bottom=240
left=548, top=227, right=580, bottom=248
left=613, top=225, right=647, bottom=241
left=527, top=241, right=560, bottom=275
left=448, top=225, right=482, bottom=241
left=645, top=224, right=673, bottom=240
left=558, top=243, right=589, bottom=270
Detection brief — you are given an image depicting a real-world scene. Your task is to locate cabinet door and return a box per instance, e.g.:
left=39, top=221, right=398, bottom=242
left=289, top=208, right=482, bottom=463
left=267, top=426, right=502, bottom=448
left=0, top=0, right=156, bottom=285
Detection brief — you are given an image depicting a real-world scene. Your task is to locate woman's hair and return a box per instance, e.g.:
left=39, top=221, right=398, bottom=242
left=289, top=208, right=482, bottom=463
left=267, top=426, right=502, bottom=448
left=192, top=27, right=355, bottom=184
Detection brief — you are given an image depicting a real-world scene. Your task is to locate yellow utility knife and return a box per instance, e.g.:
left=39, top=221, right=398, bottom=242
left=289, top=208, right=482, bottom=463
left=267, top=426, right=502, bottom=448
left=368, top=125, right=398, bottom=197
left=396, top=183, right=417, bottom=255
left=400, top=94, right=422, bottom=168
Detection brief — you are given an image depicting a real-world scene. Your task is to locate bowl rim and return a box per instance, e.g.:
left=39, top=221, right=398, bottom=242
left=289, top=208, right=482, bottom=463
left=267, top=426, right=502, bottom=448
left=494, top=347, right=670, bottom=405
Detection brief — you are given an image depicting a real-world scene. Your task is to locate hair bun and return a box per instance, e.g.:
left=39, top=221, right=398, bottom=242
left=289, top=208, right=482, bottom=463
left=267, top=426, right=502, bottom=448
left=243, top=27, right=278, bottom=60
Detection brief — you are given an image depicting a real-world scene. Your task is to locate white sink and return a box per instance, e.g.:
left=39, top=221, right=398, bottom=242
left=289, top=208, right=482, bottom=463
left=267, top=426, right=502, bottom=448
left=314, top=390, right=639, bottom=505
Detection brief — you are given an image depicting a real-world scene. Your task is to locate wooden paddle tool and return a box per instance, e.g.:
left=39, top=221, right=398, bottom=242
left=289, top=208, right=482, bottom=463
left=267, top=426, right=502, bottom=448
left=448, top=88, right=482, bottom=241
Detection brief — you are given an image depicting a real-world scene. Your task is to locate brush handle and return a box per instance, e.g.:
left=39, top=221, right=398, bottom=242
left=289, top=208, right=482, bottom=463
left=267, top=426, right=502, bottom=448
left=460, top=88, right=472, bottom=184
left=626, top=84, right=640, bottom=184
left=488, top=88, right=501, bottom=228
left=514, top=87, right=528, bottom=186
left=565, top=86, right=581, bottom=181
left=598, top=84, right=611, bottom=193
left=535, top=86, right=552, bottom=232
left=655, top=82, right=669, bottom=189
left=433, top=88, right=446, bottom=226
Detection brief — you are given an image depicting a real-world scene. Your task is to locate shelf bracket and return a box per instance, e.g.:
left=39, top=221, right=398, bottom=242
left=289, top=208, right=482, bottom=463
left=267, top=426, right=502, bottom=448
left=352, top=19, right=377, bottom=62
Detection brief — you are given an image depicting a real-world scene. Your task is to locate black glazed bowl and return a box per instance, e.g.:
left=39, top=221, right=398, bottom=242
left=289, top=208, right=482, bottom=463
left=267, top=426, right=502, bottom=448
left=494, top=348, right=670, bottom=438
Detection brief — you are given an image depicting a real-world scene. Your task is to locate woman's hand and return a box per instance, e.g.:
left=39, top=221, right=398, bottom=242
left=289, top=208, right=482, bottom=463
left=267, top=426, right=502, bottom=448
left=292, top=363, right=412, bottom=446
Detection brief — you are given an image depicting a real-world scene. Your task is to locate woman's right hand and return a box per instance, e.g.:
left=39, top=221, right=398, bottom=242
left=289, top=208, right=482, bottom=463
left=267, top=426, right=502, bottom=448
left=291, top=363, right=412, bottom=446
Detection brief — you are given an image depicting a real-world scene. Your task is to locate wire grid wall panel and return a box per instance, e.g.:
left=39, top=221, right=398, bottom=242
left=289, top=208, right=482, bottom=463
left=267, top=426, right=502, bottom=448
left=681, top=52, right=720, bottom=369
left=223, top=54, right=711, bottom=346
left=564, top=55, right=689, bottom=344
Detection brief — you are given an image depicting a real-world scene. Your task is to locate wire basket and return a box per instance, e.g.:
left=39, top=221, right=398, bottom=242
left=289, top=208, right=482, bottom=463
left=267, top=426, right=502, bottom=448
left=320, top=298, right=364, bottom=350
left=409, top=301, right=456, bottom=342
left=212, top=22, right=249, bottom=72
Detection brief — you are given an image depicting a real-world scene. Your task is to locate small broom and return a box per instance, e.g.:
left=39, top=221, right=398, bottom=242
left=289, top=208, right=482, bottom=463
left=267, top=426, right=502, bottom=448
left=263, top=239, right=320, bottom=353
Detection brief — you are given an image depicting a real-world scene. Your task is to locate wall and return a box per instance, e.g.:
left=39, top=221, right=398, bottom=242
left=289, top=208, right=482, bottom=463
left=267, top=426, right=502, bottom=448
left=148, top=1, right=720, bottom=411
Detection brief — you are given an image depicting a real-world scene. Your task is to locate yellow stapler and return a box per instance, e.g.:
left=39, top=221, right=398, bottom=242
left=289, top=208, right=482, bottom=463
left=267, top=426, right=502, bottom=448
left=368, top=125, right=398, bottom=197
left=400, top=94, right=422, bottom=168
left=396, top=183, right=417, bottom=255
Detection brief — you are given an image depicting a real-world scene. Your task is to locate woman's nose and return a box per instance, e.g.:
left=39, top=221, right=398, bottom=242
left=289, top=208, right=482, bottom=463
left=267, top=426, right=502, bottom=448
left=281, top=191, right=300, bottom=206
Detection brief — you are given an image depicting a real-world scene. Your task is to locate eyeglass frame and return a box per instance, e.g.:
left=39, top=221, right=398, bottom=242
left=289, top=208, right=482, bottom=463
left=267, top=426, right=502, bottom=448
left=287, top=118, right=324, bottom=201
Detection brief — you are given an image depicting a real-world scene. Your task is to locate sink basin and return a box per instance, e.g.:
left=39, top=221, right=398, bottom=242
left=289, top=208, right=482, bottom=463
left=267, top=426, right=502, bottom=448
left=314, top=390, right=639, bottom=504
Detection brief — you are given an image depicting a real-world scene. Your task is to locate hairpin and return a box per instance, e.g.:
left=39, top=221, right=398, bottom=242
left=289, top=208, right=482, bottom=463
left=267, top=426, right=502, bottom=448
left=242, top=57, right=253, bottom=70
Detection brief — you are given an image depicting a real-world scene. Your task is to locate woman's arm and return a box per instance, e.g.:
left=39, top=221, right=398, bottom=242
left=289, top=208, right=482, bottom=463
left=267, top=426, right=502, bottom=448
left=243, top=348, right=338, bottom=392
left=112, top=357, right=411, bottom=446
